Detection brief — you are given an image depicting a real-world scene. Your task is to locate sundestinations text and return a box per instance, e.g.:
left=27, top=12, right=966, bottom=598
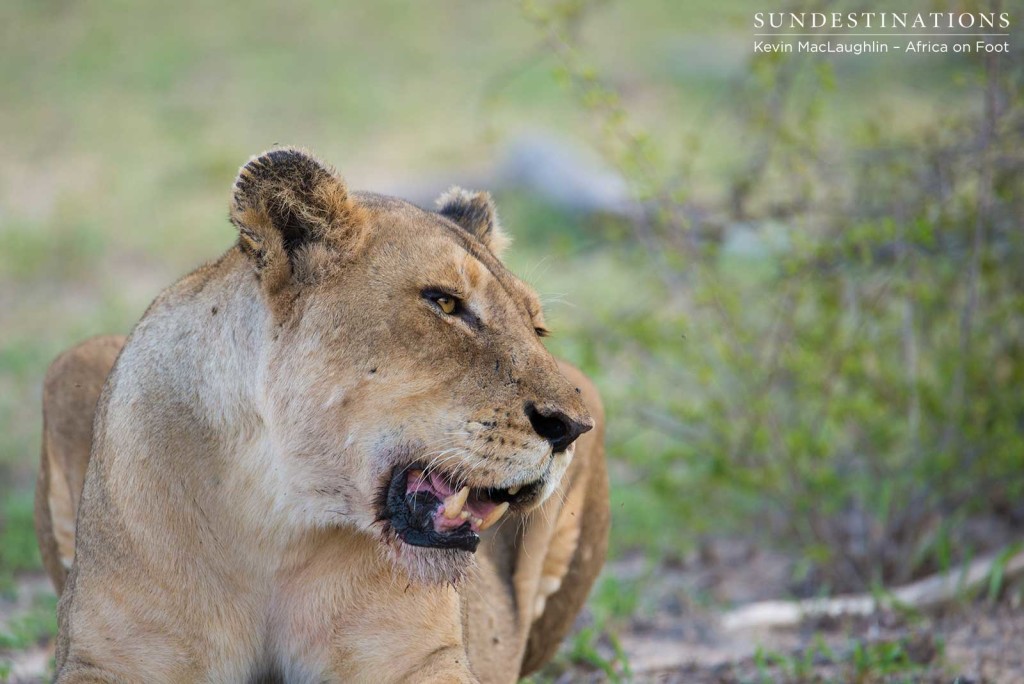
left=753, top=12, right=1010, bottom=30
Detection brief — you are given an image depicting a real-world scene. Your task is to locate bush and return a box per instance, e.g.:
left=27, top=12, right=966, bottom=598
left=528, top=0, right=1024, bottom=592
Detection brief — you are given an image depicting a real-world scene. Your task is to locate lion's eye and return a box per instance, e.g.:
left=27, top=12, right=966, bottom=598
left=423, top=289, right=462, bottom=316
left=437, top=296, right=457, bottom=315
left=535, top=327, right=550, bottom=338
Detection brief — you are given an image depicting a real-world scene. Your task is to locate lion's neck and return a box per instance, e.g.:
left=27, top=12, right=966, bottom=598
left=95, top=250, right=296, bottom=552
left=171, top=249, right=268, bottom=430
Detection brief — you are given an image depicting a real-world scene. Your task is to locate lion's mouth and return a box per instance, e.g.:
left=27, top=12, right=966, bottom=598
left=381, top=465, right=544, bottom=552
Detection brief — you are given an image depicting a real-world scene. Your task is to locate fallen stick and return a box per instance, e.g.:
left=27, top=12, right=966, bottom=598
left=721, top=545, right=1024, bottom=631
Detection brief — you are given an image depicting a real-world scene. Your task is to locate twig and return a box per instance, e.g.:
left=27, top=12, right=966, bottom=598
left=721, top=544, right=1024, bottom=631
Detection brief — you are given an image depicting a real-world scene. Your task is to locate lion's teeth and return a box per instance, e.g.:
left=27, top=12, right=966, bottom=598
left=460, top=510, right=471, bottom=520
left=443, top=486, right=470, bottom=519
left=408, top=469, right=423, bottom=480
left=479, top=502, right=510, bottom=531
left=507, top=485, right=521, bottom=496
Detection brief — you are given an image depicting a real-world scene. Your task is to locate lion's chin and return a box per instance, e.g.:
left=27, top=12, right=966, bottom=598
left=379, top=537, right=475, bottom=585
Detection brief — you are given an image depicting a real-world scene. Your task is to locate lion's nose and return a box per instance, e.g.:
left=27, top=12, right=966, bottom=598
left=525, top=402, right=592, bottom=453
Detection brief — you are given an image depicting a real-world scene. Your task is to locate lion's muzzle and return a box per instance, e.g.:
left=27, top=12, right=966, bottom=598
left=381, top=465, right=545, bottom=552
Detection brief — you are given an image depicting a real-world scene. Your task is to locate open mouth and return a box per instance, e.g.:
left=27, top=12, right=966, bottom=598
left=381, top=465, right=545, bottom=552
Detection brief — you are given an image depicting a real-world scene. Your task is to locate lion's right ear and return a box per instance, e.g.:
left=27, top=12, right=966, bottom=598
left=436, top=187, right=511, bottom=257
left=230, top=148, right=366, bottom=291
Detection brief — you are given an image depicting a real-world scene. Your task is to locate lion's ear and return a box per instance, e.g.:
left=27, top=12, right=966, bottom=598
left=230, top=148, right=365, bottom=288
left=436, top=187, right=511, bottom=257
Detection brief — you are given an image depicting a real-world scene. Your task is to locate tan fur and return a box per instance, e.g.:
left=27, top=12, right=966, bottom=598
left=34, top=335, right=126, bottom=595
left=36, top=149, right=609, bottom=683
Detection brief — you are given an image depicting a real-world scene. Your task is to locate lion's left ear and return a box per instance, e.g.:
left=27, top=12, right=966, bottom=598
left=230, top=148, right=366, bottom=294
left=436, top=187, right=511, bottom=257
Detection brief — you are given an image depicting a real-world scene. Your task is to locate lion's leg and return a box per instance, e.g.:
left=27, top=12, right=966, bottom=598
left=516, top=363, right=610, bottom=677
left=35, top=336, right=126, bottom=595
left=531, top=478, right=589, bottom=621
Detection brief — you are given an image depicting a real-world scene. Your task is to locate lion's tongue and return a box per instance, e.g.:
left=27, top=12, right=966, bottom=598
left=405, top=471, right=504, bottom=533
left=406, top=470, right=456, bottom=498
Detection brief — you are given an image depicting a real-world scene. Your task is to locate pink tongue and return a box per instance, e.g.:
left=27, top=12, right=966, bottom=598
left=405, top=471, right=498, bottom=533
left=406, top=471, right=455, bottom=498
left=428, top=471, right=456, bottom=498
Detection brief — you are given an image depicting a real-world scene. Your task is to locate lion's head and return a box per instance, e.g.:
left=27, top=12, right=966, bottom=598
left=229, top=149, right=592, bottom=582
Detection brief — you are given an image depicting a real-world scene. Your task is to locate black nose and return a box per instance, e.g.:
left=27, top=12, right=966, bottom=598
left=525, top=402, right=592, bottom=453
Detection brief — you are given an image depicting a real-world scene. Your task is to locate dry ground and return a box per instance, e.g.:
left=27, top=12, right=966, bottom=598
left=6, top=541, right=1019, bottom=683
left=538, top=541, right=1024, bottom=683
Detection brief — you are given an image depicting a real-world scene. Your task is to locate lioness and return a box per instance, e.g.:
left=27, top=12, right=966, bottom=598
left=35, top=149, right=609, bottom=683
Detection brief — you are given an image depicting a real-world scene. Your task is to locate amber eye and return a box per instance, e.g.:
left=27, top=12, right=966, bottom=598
left=436, top=296, right=457, bottom=315
left=423, top=289, right=461, bottom=315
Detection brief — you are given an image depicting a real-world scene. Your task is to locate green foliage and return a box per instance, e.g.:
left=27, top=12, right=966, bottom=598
left=753, top=633, right=941, bottom=684
left=0, top=594, right=58, bottom=651
left=522, top=614, right=632, bottom=683
left=590, top=575, right=641, bottom=622
left=0, top=594, right=58, bottom=684
left=0, top=492, right=42, bottom=595
left=986, top=542, right=1023, bottom=604
left=849, top=637, right=937, bottom=683
left=565, top=625, right=631, bottom=682
left=528, top=0, right=1024, bottom=594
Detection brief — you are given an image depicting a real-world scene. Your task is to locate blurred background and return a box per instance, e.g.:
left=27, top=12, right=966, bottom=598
left=1, top=0, right=1022, bottom=681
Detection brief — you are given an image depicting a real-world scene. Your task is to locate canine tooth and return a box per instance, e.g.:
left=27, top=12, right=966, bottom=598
left=479, top=502, right=510, bottom=531
left=460, top=510, right=471, bottom=520
left=408, top=469, right=423, bottom=479
left=507, top=485, right=521, bottom=496
left=443, top=486, right=470, bottom=519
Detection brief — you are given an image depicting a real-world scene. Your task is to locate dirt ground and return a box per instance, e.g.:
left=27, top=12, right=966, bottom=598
left=546, top=603, right=1023, bottom=683
left=591, top=603, right=1020, bottom=682
left=544, top=541, right=1024, bottom=683
left=3, top=543, right=1022, bottom=683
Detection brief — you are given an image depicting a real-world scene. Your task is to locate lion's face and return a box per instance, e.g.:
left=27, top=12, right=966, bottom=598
left=231, top=151, right=592, bottom=582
